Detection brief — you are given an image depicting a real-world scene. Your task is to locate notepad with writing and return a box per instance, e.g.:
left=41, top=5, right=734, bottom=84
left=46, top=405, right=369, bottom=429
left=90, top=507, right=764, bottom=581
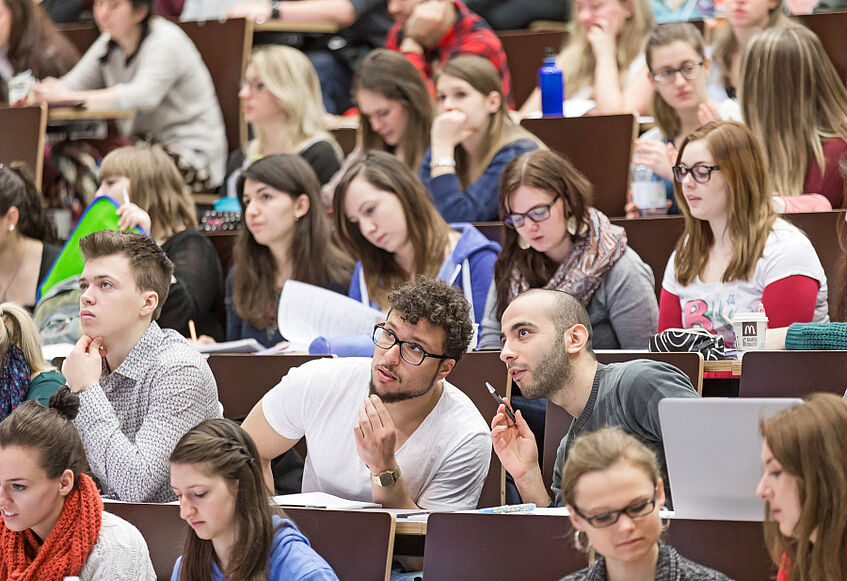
left=271, top=491, right=381, bottom=510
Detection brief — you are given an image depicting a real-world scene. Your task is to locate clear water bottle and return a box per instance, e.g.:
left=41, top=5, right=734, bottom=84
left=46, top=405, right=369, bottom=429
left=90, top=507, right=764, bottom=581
left=631, top=164, right=667, bottom=216
left=538, top=48, right=563, bottom=117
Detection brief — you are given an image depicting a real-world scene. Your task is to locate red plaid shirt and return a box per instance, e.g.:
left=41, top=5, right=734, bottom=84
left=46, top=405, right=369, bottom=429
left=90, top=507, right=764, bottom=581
left=385, top=0, right=514, bottom=106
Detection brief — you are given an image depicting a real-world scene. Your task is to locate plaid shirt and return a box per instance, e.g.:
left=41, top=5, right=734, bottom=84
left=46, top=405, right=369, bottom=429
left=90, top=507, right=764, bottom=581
left=385, top=0, right=513, bottom=106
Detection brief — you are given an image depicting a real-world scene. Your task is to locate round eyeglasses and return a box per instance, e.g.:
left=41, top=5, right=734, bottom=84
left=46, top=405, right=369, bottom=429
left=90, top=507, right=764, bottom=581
left=504, top=199, right=557, bottom=229
left=372, top=324, right=449, bottom=366
left=672, top=163, right=720, bottom=184
left=572, top=486, right=659, bottom=528
left=649, top=61, right=705, bottom=86
left=239, top=79, right=266, bottom=94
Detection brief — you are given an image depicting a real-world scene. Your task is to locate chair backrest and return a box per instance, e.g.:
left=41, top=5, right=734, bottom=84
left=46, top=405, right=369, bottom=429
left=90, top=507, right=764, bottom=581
left=179, top=18, right=252, bottom=154
left=206, top=353, right=331, bottom=420
left=496, top=29, right=568, bottom=109
left=795, top=11, right=847, bottom=86
left=204, top=230, right=239, bottom=275
left=521, top=115, right=637, bottom=219
left=284, top=508, right=395, bottom=581
left=58, top=22, right=101, bottom=55
left=102, top=502, right=185, bottom=581
left=541, top=351, right=703, bottom=493
left=739, top=350, right=847, bottom=397
left=611, top=215, right=685, bottom=301
left=446, top=350, right=509, bottom=507
left=331, top=126, right=358, bottom=158
left=0, top=105, right=47, bottom=189
left=423, top=512, right=586, bottom=580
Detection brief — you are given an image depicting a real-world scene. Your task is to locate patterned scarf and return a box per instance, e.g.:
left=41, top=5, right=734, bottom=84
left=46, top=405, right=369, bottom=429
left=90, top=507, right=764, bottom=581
left=0, top=474, right=103, bottom=581
left=0, top=345, right=31, bottom=421
left=508, top=207, right=628, bottom=306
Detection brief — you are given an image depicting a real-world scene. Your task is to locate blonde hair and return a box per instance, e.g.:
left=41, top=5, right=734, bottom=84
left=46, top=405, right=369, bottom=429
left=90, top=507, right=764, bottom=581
left=99, top=144, right=197, bottom=243
left=672, top=121, right=777, bottom=286
left=741, top=25, right=847, bottom=199
left=558, top=0, right=654, bottom=97
left=244, top=45, right=341, bottom=162
left=0, top=302, right=52, bottom=375
left=436, top=56, right=545, bottom=189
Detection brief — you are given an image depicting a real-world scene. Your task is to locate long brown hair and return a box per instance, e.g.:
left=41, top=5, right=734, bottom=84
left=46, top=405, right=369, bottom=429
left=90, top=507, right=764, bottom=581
left=759, top=393, right=847, bottom=581
left=0, top=162, right=58, bottom=244
left=233, top=155, right=352, bottom=329
left=333, top=151, right=451, bottom=309
left=741, top=25, right=847, bottom=199
left=672, top=121, right=777, bottom=286
left=494, top=150, right=593, bottom=318
left=435, top=56, right=544, bottom=189
left=169, top=419, right=281, bottom=581
left=352, top=49, right=433, bottom=172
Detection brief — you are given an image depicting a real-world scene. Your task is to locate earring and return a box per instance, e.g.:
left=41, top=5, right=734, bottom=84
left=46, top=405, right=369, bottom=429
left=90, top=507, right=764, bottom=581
left=661, top=516, right=671, bottom=533
left=574, top=530, right=590, bottom=552
left=294, top=215, right=300, bottom=222
left=9, top=224, right=13, bottom=232
left=567, top=216, right=579, bottom=236
left=517, top=235, right=530, bottom=250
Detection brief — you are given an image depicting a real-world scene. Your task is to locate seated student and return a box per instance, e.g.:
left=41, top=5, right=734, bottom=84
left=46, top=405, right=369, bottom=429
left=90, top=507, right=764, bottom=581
left=60, top=230, right=220, bottom=502
left=34, top=0, right=227, bottom=191
left=491, top=289, right=699, bottom=508
left=420, top=56, right=544, bottom=223
left=0, top=163, right=60, bottom=310
left=0, top=0, right=79, bottom=104
left=384, top=0, right=513, bottom=104
left=170, top=419, right=338, bottom=581
left=222, top=45, right=342, bottom=197
left=519, top=0, right=654, bottom=117
left=0, top=302, right=64, bottom=415
left=96, top=144, right=226, bottom=341
left=631, top=23, right=741, bottom=216
left=757, top=393, right=847, bottom=581
left=221, top=155, right=352, bottom=348
left=242, top=277, right=491, bottom=509
left=478, top=150, right=658, bottom=350
left=334, top=151, right=499, bottom=330
left=322, top=48, right=433, bottom=205
left=710, top=0, right=790, bottom=99
left=0, top=388, right=156, bottom=580
left=741, top=26, right=847, bottom=209
left=560, top=428, right=731, bottom=580
left=658, top=121, right=829, bottom=354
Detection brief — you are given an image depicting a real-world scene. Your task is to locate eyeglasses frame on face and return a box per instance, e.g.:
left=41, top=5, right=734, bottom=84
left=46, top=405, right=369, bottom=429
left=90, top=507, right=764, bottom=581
left=504, top=199, right=558, bottom=229
left=239, top=79, right=266, bottom=94
left=649, top=60, right=705, bottom=85
left=572, top=485, right=659, bottom=528
left=372, top=324, right=450, bottom=366
left=672, top=163, right=721, bottom=184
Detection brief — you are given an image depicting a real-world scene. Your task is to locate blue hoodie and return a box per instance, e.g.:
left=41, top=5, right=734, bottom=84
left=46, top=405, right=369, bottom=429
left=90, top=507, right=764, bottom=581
left=171, top=516, right=338, bottom=580
left=348, top=223, right=501, bottom=329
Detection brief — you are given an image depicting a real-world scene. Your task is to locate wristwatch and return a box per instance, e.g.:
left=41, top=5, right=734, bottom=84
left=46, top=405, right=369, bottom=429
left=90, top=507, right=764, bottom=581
left=270, top=0, right=281, bottom=19
left=431, top=156, right=456, bottom=169
left=371, top=466, right=402, bottom=487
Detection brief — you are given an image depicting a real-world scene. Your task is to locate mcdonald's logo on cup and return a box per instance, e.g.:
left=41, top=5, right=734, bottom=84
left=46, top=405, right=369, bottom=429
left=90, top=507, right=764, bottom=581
left=731, top=312, right=769, bottom=355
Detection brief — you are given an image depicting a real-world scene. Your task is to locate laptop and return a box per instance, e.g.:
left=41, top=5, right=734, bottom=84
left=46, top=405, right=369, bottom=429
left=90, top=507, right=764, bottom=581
left=659, top=397, right=802, bottom=520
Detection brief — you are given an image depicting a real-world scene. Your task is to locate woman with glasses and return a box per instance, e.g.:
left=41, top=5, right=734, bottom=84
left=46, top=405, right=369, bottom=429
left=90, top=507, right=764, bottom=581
left=659, top=121, right=829, bottom=354
left=741, top=26, right=847, bottom=208
left=478, top=149, right=657, bottom=350
left=222, top=45, right=342, bottom=197
left=334, top=151, right=499, bottom=334
left=629, top=23, right=740, bottom=217
left=560, top=427, right=730, bottom=580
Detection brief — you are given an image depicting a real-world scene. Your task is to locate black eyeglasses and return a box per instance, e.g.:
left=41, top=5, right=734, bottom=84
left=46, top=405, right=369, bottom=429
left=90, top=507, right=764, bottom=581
left=572, top=486, right=659, bottom=528
left=372, top=324, right=449, bottom=366
left=649, top=61, right=705, bottom=85
left=239, top=79, right=266, bottom=93
left=673, top=163, right=720, bottom=184
left=504, top=199, right=557, bottom=228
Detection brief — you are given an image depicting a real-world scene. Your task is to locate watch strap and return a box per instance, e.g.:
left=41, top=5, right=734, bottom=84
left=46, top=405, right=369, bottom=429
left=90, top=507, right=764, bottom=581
left=371, top=466, right=402, bottom=487
left=431, top=156, right=456, bottom=169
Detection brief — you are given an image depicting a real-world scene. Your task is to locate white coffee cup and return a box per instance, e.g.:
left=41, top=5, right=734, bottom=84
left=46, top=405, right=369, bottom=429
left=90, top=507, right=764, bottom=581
left=731, top=312, right=769, bottom=353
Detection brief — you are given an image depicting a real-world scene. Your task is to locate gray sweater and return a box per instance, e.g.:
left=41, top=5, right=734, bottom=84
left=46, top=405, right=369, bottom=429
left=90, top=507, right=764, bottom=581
left=61, top=17, right=227, bottom=187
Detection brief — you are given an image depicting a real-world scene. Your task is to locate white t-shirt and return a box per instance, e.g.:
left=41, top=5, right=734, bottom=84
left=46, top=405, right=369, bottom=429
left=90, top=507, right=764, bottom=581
left=262, top=357, right=492, bottom=510
left=662, top=219, right=829, bottom=349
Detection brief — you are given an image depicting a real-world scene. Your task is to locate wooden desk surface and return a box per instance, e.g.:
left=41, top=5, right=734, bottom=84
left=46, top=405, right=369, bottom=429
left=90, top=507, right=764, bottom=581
left=703, top=359, right=742, bottom=376
left=47, top=107, right=136, bottom=121
left=254, top=20, right=339, bottom=33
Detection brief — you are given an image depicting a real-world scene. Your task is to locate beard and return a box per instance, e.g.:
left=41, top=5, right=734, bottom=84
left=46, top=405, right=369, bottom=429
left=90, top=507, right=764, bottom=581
left=519, top=333, right=572, bottom=399
left=368, top=365, right=441, bottom=403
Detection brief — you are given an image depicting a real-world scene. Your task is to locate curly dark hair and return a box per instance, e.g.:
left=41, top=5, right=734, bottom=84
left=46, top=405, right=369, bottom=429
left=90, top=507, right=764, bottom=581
left=387, top=276, right=473, bottom=361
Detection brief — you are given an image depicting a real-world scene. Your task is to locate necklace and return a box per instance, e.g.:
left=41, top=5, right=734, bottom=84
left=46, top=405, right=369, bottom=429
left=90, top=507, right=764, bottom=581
left=1, top=243, right=25, bottom=303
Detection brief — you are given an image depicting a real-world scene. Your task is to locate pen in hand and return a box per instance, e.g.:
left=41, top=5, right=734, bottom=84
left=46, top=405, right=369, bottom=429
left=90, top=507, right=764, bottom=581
left=486, top=382, right=516, bottom=424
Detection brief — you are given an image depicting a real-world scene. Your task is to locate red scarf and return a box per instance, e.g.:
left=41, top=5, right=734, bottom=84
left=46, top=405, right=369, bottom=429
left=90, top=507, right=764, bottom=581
left=0, top=473, right=103, bottom=581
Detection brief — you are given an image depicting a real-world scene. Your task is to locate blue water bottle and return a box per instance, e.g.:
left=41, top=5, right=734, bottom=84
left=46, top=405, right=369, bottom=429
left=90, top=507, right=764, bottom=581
left=538, top=47, right=563, bottom=117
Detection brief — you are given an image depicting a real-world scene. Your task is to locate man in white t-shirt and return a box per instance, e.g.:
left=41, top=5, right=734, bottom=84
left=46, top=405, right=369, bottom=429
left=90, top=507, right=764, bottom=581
left=242, top=277, right=492, bottom=509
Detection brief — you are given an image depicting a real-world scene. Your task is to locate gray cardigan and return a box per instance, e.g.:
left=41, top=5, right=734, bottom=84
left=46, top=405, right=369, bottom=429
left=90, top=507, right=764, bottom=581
left=61, top=17, right=227, bottom=187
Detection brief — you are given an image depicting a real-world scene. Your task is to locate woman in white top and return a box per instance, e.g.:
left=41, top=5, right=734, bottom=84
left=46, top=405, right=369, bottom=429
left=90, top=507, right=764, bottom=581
left=0, top=387, right=155, bottom=580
